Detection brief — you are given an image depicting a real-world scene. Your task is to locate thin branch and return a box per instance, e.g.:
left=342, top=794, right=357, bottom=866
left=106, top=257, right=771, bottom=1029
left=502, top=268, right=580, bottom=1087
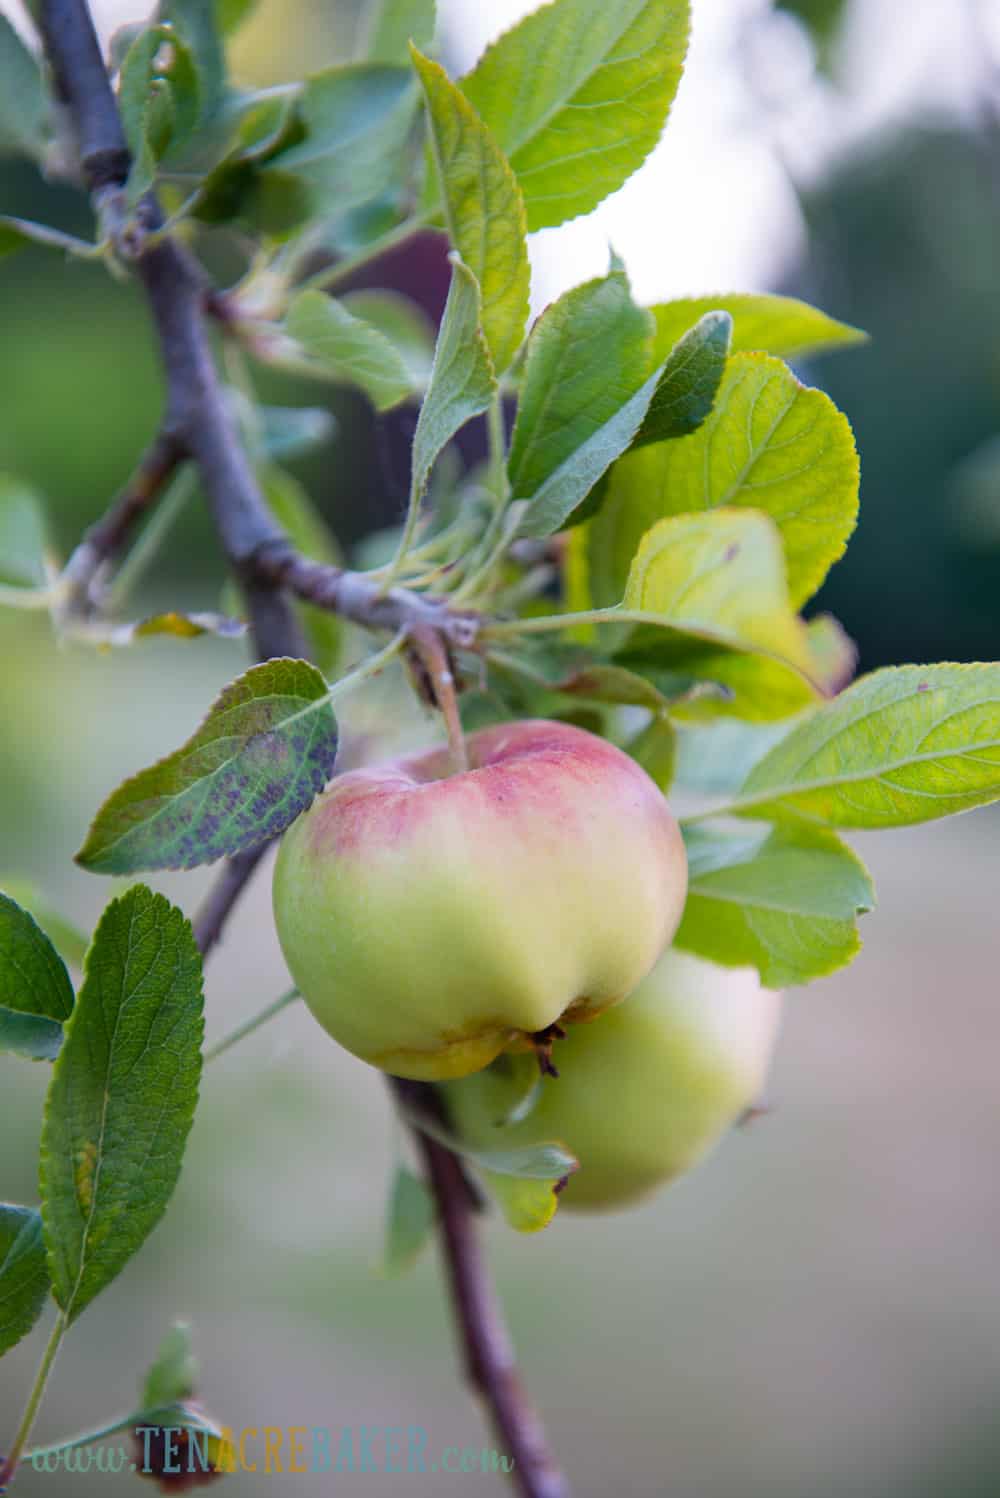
left=191, top=845, right=270, bottom=960
left=37, top=9, right=565, bottom=1495
left=59, top=433, right=183, bottom=615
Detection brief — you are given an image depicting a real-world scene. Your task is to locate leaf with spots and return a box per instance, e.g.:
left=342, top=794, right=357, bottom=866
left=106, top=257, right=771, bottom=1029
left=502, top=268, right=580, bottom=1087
left=39, top=886, right=204, bottom=1323
left=716, top=664, right=1000, bottom=829
left=76, top=658, right=338, bottom=874
left=0, top=1205, right=50, bottom=1355
left=0, top=893, right=75, bottom=1062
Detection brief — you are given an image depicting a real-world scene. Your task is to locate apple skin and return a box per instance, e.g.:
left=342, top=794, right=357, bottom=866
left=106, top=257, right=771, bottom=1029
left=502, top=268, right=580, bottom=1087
left=441, top=949, right=783, bottom=1211
left=272, top=719, right=687, bottom=1081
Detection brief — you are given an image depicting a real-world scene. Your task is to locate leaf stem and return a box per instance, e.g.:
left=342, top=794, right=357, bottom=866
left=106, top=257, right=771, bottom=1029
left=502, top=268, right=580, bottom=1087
left=24, top=1411, right=137, bottom=1462
left=1, top=1311, right=69, bottom=1488
left=485, top=606, right=625, bottom=638
left=203, top=988, right=301, bottom=1063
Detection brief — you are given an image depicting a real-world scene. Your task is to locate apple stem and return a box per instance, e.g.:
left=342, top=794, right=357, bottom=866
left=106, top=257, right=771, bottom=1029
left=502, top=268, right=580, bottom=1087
left=407, top=624, right=470, bottom=775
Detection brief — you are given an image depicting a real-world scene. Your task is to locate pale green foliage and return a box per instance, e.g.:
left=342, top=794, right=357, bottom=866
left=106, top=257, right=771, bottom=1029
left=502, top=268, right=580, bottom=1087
left=413, top=48, right=529, bottom=374
left=462, top=0, right=690, bottom=230
left=677, top=824, right=874, bottom=985
left=0, top=17, right=47, bottom=158
left=284, top=288, right=414, bottom=410
left=364, top=0, right=436, bottom=64
left=622, top=509, right=814, bottom=676
left=649, top=293, right=866, bottom=364
left=732, top=664, right=1000, bottom=827
left=381, top=1166, right=435, bottom=1275
left=583, top=352, right=859, bottom=609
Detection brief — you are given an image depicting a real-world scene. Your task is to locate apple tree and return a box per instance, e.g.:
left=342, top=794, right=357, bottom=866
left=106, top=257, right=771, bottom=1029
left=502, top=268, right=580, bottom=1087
left=2, top=1, right=999, bottom=1493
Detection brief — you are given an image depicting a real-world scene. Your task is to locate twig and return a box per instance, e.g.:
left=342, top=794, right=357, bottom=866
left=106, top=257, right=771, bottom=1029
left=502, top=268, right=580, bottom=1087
left=58, top=433, right=183, bottom=615
left=37, top=8, right=566, bottom=1494
left=191, top=845, right=271, bottom=959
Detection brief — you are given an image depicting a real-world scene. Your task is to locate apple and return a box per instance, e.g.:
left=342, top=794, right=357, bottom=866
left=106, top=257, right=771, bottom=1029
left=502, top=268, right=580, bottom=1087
left=272, top=719, right=687, bottom=1080
left=440, top=949, right=783, bottom=1211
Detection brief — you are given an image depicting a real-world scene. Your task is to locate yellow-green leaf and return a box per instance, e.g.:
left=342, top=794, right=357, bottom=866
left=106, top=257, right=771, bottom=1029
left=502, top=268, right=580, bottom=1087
left=412, top=48, right=529, bottom=374
left=462, top=0, right=690, bottom=231
left=649, top=293, right=866, bottom=364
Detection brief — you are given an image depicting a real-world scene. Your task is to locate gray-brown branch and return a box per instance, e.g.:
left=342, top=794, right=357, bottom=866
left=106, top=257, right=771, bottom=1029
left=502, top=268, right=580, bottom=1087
left=37, top=6, right=565, bottom=1495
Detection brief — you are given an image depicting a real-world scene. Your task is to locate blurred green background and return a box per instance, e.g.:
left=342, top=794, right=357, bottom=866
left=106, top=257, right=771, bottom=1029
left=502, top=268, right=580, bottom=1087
left=2, top=1, right=1000, bottom=1494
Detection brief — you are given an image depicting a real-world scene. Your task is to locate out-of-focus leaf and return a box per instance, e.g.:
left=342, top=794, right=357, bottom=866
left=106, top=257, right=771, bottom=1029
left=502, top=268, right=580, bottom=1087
left=0, top=217, right=97, bottom=262
left=0, top=475, right=49, bottom=588
left=380, top=1166, right=435, bottom=1276
left=0, top=893, right=74, bottom=1062
left=0, top=18, right=47, bottom=159
left=341, top=290, right=436, bottom=389
left=0, top=880, right=89, bottom=971
left=141, top=1322, right=198, bottom=1411
left=364, top=0, right=436, bottom=64
left=260, top=465, right=343, bottom=675
left=283, top=288, right=414, bottom=410
left=0, top=1206, right=50, bottom=1356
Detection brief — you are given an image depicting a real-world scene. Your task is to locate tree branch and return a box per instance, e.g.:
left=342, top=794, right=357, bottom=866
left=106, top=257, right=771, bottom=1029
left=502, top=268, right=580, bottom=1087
left=37, top=7, right=566, bottom=1495
left=59, top=433, right=183, bottom=614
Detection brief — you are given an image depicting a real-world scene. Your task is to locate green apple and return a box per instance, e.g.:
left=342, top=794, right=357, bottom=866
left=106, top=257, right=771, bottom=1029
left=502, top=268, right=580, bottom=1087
left=441, top=949, right=783, bottom=1210
left=272, top=719, right=687, bottom=1081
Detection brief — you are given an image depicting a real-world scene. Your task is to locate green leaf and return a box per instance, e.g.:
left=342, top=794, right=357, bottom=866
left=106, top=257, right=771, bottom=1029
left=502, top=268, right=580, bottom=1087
left=118, top=25, right=200, bottom=202
left=621, top=509, right=815, bottom=676
left=0, top=475, right=49, bottom=588
left=267, top=64, right=416, bottom=217
left=216, top=0, right=259, bottom=36
left=624, top=715, right=676, bottom=791
left=0, top=880, right=88, bottom=971
left=726, top=664, right=1000, bottom=829
left=259, top=405, right=335, bottom=461
left=635, top=310, right=731, bottom=445
left=283, top=288, right=413, bottom=410
left=648, top=293, right=866, bottom=364
left=0, top=216, right=97, bottom=262
left=409, top=257, right=497, bottom=508
left=380, top=1165, right=435, bottom=1276
left=676, top=823, right=874, bottom=986
left=412, top=48, right=529, bottom=374
left=260, top=465, right=343, bottom=675
left=341, top=290, right=436, bottom=389
left=163, top=0, right=226, bottom=119
left=365, top=0, right=436, bottom=64
left=586, top=352, right=859, bottom=609
left=40, top=887, right=204, bottom=1323
left=0, top=1205, right=50, bottom=1356
left=75, top=658, right=338, bottom=874
left=508, top=268, right=652, bottom=534
left=0, top=893, right=74, bottom=1062
left=0, top=17, right=47, bottom=159
left=462, top=0, right=690, bottom=231
left=141, top=1322, right=197, bottom=1411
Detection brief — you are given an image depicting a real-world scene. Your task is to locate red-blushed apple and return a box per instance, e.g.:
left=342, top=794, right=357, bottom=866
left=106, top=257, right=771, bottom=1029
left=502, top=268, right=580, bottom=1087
left=272, top=719, right=687, bottom=1081
left=441, top=948, right=783, bottom=1211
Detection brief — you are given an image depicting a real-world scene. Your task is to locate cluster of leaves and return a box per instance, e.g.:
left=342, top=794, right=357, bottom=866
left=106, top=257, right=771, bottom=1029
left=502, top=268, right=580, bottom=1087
left=5, top=0, right=1000, bottom=1252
